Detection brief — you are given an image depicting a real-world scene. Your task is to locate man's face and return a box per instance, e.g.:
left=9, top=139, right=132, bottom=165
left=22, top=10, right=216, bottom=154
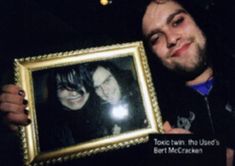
left=93, top=66, right=121, bottom=105
left=142, top=1, right=207, bottom=77
left=57, top=85, right=90, bottom=111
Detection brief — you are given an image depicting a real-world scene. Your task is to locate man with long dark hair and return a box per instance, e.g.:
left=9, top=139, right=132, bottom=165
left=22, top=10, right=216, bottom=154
left=86, top=61, right=147, bottom=136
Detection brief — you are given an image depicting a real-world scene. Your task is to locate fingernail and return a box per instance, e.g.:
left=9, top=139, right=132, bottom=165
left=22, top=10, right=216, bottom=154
left=23, top=99, right=28, bottom=105
left=24, top=109, right=29, bottom=115
left=18, top=90, right=25, bottom=96
left=27, top=119, right=31, bottom=125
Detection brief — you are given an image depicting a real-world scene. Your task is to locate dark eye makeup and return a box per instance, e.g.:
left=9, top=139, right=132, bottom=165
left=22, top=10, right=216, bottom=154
left=172, top=17, right=184, bottom=27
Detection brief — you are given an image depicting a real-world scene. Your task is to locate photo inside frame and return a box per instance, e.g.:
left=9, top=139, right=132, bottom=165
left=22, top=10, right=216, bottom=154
left=14, top=42, right=163, bottom=165
left=33, top=56, right=149, bottom=152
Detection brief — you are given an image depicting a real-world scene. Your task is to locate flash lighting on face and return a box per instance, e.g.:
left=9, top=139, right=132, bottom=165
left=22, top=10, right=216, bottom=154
left=111, top=105, right=128, bottom=120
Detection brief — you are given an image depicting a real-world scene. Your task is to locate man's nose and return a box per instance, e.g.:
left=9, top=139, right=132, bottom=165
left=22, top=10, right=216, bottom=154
left=166, top=30, right=181, bottom=48
left=70, top=91, right=79, bottom=96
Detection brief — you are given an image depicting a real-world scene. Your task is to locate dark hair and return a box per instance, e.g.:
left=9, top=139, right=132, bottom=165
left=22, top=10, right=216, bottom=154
left=47, top=64, right=91, bottom=111
left=55, top=66, right=90, bottom=92
left=144, top=0, right=230, bottom=82
left=146, top=0, right=217, bottom=58
left=86, top=61, right=134, bottom=100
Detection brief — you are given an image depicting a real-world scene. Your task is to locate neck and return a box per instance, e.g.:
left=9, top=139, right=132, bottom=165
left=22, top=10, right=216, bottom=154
left=186, top=67, right=213, bottom=86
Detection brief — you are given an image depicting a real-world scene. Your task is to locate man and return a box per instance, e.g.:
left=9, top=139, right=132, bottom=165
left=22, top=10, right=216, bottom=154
left=0, top=0, right=234, bottom=165
left=142, top=0, right=211, bottom=133
left=92, top=65, right=121, bottom=105
left=142, top=0, right=235, bottom=165
left=87, top=61, right=147, bottom=135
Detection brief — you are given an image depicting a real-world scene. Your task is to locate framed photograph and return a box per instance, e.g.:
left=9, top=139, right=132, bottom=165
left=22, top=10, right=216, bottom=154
left=15, top=41, right=163, bottom=165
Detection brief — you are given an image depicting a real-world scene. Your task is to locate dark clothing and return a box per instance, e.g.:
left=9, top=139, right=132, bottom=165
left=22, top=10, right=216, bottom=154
left=93, top=68, right=148, bottom=136
left=98, top=88, right=148, bottom=136
left=37, top=94, right=101, bottom=152
left=157, top=69, right=235, bottom=149
left=0, top=124, right=23, bottom=166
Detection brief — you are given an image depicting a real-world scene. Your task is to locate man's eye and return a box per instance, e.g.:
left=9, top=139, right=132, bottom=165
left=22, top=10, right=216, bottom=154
left=106, top=77, right=111, bottom=83
left=172, top=17, right=184, bottom=27
left=150, top=34, right=161, bottom=45
left=104, top=76, right=112, bottom=84
left=57, top=85, right=73, bottom=91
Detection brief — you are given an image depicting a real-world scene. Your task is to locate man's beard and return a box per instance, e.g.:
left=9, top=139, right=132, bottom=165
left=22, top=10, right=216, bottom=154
left=168, top=45, right=209, bottom=81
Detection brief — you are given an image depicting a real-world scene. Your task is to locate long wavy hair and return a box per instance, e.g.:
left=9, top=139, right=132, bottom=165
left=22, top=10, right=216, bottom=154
left=85, top=61, right=136, bottom=103
left=46, top=64, right=92, bottom=112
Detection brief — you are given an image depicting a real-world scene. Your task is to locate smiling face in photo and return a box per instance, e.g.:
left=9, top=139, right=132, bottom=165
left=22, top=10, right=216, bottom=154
left=57, top=85, right=90, bottom=111
left=55, top=69, right=90, bottom=111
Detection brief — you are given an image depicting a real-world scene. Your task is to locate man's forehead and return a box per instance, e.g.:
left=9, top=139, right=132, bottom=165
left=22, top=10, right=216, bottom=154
left=144, top=1, right=184, bottom=22
left=93, top=66, right=111, bottom=86
left=142, top=0, right=184, bottom=35
left=152, top=0, right=170, bottom=4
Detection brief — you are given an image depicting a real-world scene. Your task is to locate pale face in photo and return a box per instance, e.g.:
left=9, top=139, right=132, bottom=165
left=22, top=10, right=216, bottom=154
left=142, top=1, right=206, bottom=74
left=57, top=86, right=90, bottom=111
left=93, top=66, right=121, bottom=105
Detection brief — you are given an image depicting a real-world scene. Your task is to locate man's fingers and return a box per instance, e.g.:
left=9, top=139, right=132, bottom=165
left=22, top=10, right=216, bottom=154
left=0, top=84, right=30, bottom=129
left=5, top=112, right=30, bottom=126
left=163, top=121, right=172, bottom=132
left=167, top=128, right=191, bottom=134
left=163, top=121, right=192, bottom=134
left=0, top=102, right=26, bottom=114
left=0, top=93, right=25, bottom=104
left=1, top=84, right=25, bottom=96
left=226, top=148, right=234, bottom=166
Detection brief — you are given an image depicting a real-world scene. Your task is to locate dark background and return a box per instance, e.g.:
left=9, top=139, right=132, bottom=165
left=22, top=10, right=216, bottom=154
left=0, top=0, right=235, bottom=165
left=0, top=0, right=235, bottom=63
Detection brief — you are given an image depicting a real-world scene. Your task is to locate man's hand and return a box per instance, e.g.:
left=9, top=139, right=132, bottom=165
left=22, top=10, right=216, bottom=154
left=164, top=121, right=234, bottom=166
left=0, top=84, right=30, bottom=131
left=163, top=121, right=191, bottom=134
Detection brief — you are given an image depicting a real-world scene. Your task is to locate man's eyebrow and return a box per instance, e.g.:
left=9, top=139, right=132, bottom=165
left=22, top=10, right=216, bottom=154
left=94, top=75, right=112, bottom=88
left=166, top=9, right=187, bottom=24
left=146, top=9, right=187, bottom=40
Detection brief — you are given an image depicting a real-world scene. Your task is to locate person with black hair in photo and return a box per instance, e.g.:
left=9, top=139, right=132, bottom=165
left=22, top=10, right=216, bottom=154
left=86, top=61, right=148, bottom=136
left=37, top=65, right=101, bottom=152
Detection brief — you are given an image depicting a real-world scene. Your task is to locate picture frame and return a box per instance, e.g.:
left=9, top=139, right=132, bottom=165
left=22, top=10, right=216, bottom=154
left=15, top=41, right=163, bottom=166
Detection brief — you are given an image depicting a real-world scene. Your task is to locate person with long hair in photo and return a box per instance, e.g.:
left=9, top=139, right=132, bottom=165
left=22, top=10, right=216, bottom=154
left=37, top=65, right=101, bottom=151
left=86, top=61, right=148, bottom=136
